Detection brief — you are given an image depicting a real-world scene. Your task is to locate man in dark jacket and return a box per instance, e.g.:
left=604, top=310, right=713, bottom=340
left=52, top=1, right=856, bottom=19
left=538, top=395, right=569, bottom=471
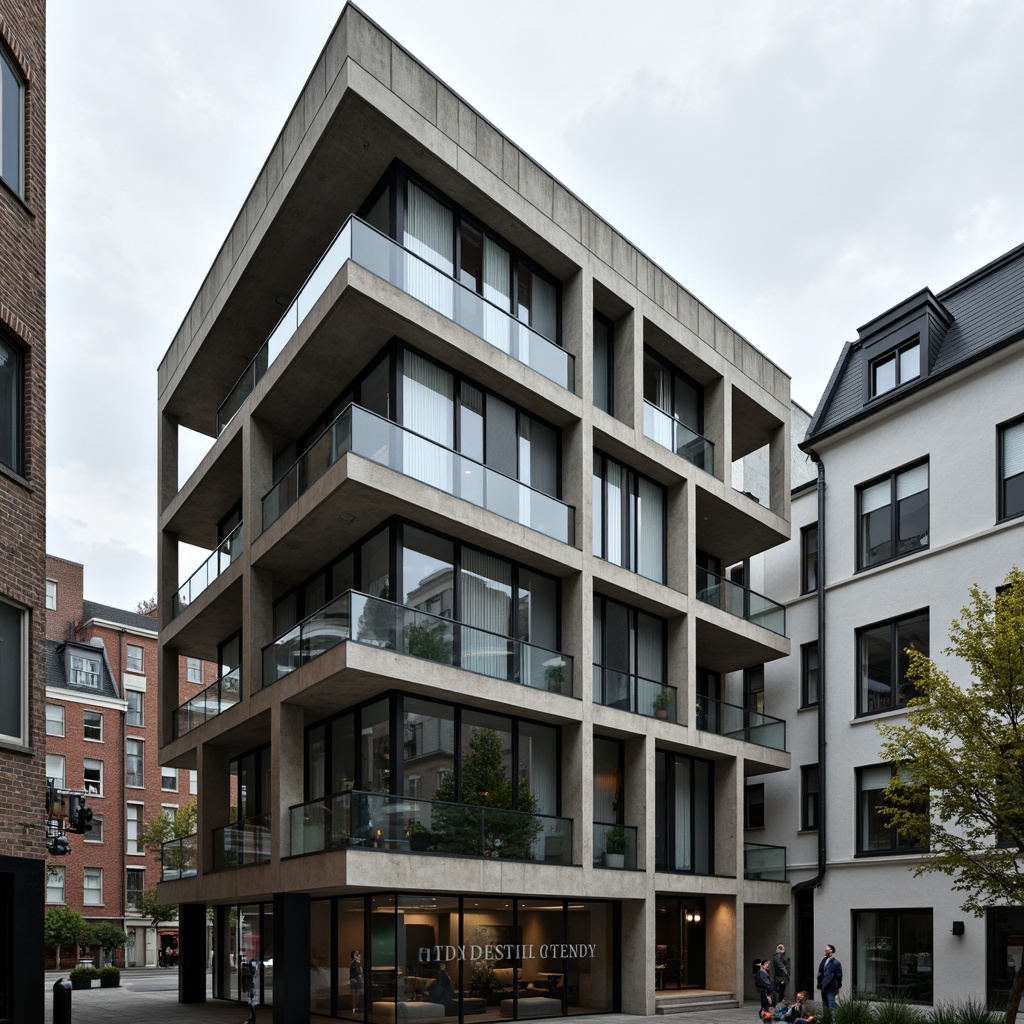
left=772, top=944, right=791, bottom=1001
left=755, top=960, right=774, bottom=1019
left=816, top=945, right=843, bottom=1009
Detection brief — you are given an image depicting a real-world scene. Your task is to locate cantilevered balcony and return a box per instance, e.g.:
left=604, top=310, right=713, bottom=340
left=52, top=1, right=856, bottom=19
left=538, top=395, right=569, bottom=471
left=172, top=523, right=243, bottom=617
left=173, top=665, right=241, bottom=738
left=592, top=666, right=677, bottom=722
left=643, top=401, right=714, bottom=474
left=212, top=813, right=272, bottom=870
left=290, top=790, right=572, bottom=865
left=262, top=590, right=573, bottom=694
left=696, top=567, right=786, bottom=636
left=159, top=834, right=198, bottom=881
left=744, top=842, right=787, bottom=881
left=262, top=404, right=575, bottom=545
left=217, top=217, right=575, bottom=434
left=592, top=822, right=639, bottom=870
left=696, top=696, right=786, bottom=751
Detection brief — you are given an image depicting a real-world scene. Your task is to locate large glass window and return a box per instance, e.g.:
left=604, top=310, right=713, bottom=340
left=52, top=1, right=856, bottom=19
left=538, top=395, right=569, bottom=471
left=655, top=750, right=713, bottom=873
left=858, top=461, right=929, bottom=569
left=854, top=909, right=932, bottom=1002
left=801, top=642, right=819, bottom=707
left=857, top=764, right=928, bottom=855
left=593, top=452, right=665, bottom=583
left=999, top=416, right=1024, bottom=521
left=0, top=598, right=25, bottom=741
left=744, top=783, right=765, bottom=828
left=592, top=595, right=666, bottom=714
left=643, top=350, right=702, bottom=433
left=801, top=765, right=819, bottom=831
left=857, top=610, right=928, bottom=715
left=0, top=46, right=23, bottom=196
left=801, top=524, right=818, bottom=593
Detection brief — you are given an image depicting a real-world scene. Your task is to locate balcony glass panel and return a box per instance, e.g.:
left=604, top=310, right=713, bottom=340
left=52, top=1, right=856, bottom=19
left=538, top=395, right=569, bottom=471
left=174, top=665, right=241, bottom=738
left=212, top=813, right=272, bottom=870
left=695, top=567, right=786, bottom=636
left=262, top=403, right=575, bottom=544
left=643, top=401, right=714, bottom=473
left=592, top=821, right=639, bottom=870
left=744, top=841, right=787, bottom=881
left=262, top=590, right=573, bottom=695
left=159, top=833, right=198, bottom=881
left=218, top=218, right=574, bottom=434
left=172, top=523, right=243, bottom=617
left=289, top=790, right=571, bottom=864
left=591, top=665, right=676, bottom=722
left=696, top=695, right=786, bottom=751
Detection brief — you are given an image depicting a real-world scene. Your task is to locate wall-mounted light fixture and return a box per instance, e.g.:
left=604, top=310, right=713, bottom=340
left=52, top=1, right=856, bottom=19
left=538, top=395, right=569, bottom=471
left=951, top=921, right=965, bottom=936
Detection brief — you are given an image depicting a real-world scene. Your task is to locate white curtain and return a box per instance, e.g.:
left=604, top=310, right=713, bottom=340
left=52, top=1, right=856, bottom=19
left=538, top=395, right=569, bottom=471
left=404, top=182, right=454, bottom=316
left=605, top=463, right=624, bottom=567
left=482, top=236, right=511, bottom=353
left=460, top=548, right=512, bottom=679
left=636, top=613, right=664, bottom=683
left=673, top=760, right=692, bottom=871
left=637, top=477, right=665, bottom=583
left=402, top=350, right=453, bottom=491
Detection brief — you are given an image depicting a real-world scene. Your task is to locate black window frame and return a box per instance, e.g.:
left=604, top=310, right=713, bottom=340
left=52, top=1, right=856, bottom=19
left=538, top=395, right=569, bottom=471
left=83, top=710, right=102, bottom=742
left=800, top=764, right=819, bottom=832
left=593, top=310, right=615, bottom=416
left=869, top=337, right=921, bottom=398
left=744, top=782, right=765, bottom=829
left=0, top=331, right=24, bottom=475
left=800, top=523, right=818, bottom=593
left=857, top=459, right=929, bottom=570
left=856, top=763, right=929, bottom=856
left=801, top=641, right=820, bottom=708
left=998, top=414, right=1024, bottom=522
left=856, top=609, right=929, bottom=716
left=655, top=749, right=715, bottom=873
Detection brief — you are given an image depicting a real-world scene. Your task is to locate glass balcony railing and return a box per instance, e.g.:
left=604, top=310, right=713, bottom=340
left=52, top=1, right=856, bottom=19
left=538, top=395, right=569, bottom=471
left=212, top=813, right=272, bottom=870
left=160, top=833, right=198, bottom=881
left=592, top=821, right=639, bottom=870
left=262, top=589, right=573, bottom=694
left=744, top=841, right=787, bottom=881
left=173, top=665, right=241, bottom=738
left=643, top=401, right=714, bottom=474
left=262, top=403, right=575, bottom=545
left=172, top=523, right=243, bottom=617
left=695, top=567, right=786, bottom=636
left=218, top=217, right=574, bottom=434
left=696, top=696, right=786, bottom=751
left=290, top=789, right=572, bottom=865
left=592, top=666, right=677, bottom=722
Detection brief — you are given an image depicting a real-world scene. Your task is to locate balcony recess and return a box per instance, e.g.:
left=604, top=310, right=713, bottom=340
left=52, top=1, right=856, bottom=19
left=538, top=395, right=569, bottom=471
left=696, top=567, right=786, bottom=636
left=172, top=523, right=243, bottom=618
left=696, top=695, right=786, bottom=751
left=643, top=401, right=714, bottom=473
left=173, top=665, right=241, bottom=738
left=213, top=813, right=272, bottom=870
left=592, top=666, right=677, bottom=722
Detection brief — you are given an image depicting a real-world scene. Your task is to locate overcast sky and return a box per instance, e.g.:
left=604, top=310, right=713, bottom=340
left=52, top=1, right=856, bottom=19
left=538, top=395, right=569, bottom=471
left=46, top=0, right=1024, bottom=610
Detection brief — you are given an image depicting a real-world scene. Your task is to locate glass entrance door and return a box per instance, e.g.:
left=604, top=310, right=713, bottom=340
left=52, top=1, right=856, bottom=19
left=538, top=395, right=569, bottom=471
left=655, top=896, right=706, bottom=990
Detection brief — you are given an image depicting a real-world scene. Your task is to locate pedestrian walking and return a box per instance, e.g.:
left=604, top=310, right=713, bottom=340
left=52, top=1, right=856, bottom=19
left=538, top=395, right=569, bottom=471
left=816, top=945, right=843, bottom=1010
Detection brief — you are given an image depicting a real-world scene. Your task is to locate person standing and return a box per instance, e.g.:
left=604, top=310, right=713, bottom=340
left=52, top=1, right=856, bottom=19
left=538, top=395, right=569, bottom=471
left=350, top=950, right=363, bottom=1011
left=246, top=960, right=260, bottom=1024
left=816, top=945, right=843, bottom=1010
left=772, top=944, right=791, bottom=1002
left=755, top=960, right=774, bottom=1019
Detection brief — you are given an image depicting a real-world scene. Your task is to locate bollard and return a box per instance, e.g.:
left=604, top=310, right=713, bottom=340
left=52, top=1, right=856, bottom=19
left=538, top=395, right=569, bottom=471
left=53, top=977, right=72, bottom=1024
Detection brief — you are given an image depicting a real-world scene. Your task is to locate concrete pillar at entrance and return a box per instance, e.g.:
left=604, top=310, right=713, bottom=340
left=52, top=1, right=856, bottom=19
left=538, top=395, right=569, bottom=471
left=178, top=902, right=208, bottom=1003
left=273, top=892, right=310, bottom=1024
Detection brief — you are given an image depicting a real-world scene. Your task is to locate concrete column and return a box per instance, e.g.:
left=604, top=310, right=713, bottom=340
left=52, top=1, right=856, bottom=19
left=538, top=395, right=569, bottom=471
left=561, top=268, right=587, bottom=367
left=613, top=308, right=636, bottom=429
left=178, top=902, right=208, bottom=1003
left=665, top=479, right=688, bottom=597
left=197, top=742, right=231, bottom=875
left=158, top=642, right=180, bottom=750
left=666, top=613, right=688, bottom=725
left=768, top=418, right=789, bottom=517
left=561, top=720, right=585, bottom=867
left=620, top=898, right=654, bottom=1014
left=716, top=757, right=739, bottom=878
left=243, top=415, right=275, bottom=697
left=158, top=409, right=179, bottom=516
left=705, top=378, right=728, bottom=485
left=273, top=892, right=311, bottom=1024
left=706, top=895, right=738, bottom=994
left=273, top=701, right=305, bottom=860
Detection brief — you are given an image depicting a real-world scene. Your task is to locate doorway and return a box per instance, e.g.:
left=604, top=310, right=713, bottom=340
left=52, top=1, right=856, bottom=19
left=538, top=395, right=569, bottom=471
left=655, top=896, right=706, bottom=989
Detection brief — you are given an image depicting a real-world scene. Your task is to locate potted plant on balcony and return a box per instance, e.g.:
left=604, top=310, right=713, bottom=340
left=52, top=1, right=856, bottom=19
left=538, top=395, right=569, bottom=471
left=99, top=966, right=121, bottom=988
left=544, top=660, right=566, bottom=694
left=406, top=820, right=435, bottom=852
left=652, top=687, right=672, bottom=720
left=603, top=826, right=628, bottom=868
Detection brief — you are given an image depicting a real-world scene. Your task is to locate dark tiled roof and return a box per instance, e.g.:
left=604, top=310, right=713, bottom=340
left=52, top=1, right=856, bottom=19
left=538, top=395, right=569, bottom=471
left=46, top=638, right=121, bottom=700
left=82, top=600, right=157, bottom=633
left=805, top=242, right=1024, bottom=444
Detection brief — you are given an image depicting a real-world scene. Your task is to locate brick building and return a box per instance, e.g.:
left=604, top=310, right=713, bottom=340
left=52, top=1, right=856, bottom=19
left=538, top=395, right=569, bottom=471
left=44, top=555, right=210, bottom=967
left=0, top=1, right=46, bottom=1020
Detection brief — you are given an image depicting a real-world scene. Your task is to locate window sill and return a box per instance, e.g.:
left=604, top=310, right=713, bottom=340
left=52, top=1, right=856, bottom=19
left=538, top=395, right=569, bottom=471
left=0, top=174, right=35, bottom=216
left=856, top=545, right=930, bottom=575
left=852, top=705, right=914, bottom=724
left=0, top=736, right=31, bottom=756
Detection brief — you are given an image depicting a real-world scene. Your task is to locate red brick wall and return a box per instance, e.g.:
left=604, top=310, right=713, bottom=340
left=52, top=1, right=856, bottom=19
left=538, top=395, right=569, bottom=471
left=45, top=555, right=84, bottom=641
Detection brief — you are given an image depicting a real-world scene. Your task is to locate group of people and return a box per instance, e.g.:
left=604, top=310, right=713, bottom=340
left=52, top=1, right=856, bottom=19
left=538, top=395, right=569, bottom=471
left=754, top=943, right=844, bottom=1022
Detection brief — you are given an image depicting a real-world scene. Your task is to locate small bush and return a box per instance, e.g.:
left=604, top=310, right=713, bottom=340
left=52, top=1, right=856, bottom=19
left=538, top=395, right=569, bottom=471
left=69, top=965, right=100, bottom=979
left=942, top=999, right=1000, bottom=1024
left=831, top=995, right=875, bottom=1024
left=872, top=997, right=925, bottom=1024
left=99, top=966, right=120, bottom=979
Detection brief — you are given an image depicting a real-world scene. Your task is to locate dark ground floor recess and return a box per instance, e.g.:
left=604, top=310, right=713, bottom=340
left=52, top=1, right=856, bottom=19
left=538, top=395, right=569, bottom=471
left=0, top=853, right=44, bottom=1024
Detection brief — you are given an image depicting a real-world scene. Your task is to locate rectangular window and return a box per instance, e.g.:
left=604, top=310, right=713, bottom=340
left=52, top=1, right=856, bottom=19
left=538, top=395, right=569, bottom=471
left=854, top=909, right=933, bottom=1003
left=999, top=416, right=1024, bottom=521
left=186, top=657, right=202, bottom=683
left=654, top=750, right=714, bottom=873
left=745, top=783, right=765, bottom=829
left=858, top=610, right=929, bottom=715
left=83, top=710, right=102, bottom=742
left=46, top=580, right=57, bottom=610
left=70, top=652, right=102, bottom=688
left=126, top=738, right=144, bottom=787
left=592, top=595, right=667, bottom=714
left=593, top=311, right=614, bottom=415
left=592, top=451, right=666, bottom=583
left=0, top=46, right=24, bottom=196
left=85, top=814, right=103, bottom=843
left=126, top=689, right=143, bottom=727
left=126, top=643, right=144, bottom=673
left=801, top=524, right=818, bottom=593
left=45, top=703, right=65, bottom=737
left=126, top=868, right=144, bottom=909
left=83, top=758, right=103, bottom=796
left=189, top=769, right=198, bottom=795
left=801, top=765, right=819, bottom=831
left=83, top=867, right=103, bottom=906
left=46, top=753, right=65, bottom=791
left=46, top=866, right=65, bottom=904
left=801, top=642, right=820, bottom=707
left=857, top=763, right=928, bottom=855
left=126, top=803, right=144, bottom=855
left=161, top=766, right=178, bottom=792
left=858, top=461, right=929, bottom=569
left=871, top=339, right=921, bottom=397
left=0, top=597, right=26, bottom=742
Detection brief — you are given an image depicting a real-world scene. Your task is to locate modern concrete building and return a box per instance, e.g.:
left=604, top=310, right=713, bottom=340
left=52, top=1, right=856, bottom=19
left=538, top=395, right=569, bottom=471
left=157, top=6, right=794, bottom=1019
left=0, top=2, right=45, bottom=1020
left=756, top=243, right=1024, bottom=1006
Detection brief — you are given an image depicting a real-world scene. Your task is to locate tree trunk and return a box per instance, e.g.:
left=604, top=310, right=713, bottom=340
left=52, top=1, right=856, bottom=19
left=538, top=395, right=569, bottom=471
left=1003, top=959, right=1024, bottom=1024
left=55, top=944, right=61, bottom=970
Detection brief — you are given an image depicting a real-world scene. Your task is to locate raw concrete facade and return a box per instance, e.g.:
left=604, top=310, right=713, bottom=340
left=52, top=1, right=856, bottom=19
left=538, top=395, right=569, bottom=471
left=157, top=6, right=793, bottom=1019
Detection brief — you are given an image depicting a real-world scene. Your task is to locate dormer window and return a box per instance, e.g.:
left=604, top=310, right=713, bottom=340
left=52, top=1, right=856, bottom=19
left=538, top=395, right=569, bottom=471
left=871, top=339, right=920, bottom=397
left=69, top=651, right=101, bottom=688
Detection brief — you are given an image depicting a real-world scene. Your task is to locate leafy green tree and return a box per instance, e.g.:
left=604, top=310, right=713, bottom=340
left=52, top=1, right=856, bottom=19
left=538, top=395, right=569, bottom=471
left=89, top=922, right=128, bottom=966
left=140, top=801, right=197, bottom=856
left=431, top=728, right=542, bottom=859
left=136, top=889, right=177, bottom=932
left=877, top=567, right=1024, bottom=1024
left=44, top=906, right=88, bottom=969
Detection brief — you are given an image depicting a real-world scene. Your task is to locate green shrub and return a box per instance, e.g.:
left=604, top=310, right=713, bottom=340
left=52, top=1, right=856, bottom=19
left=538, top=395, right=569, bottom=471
left=941, top=999, right=1000, bottom=1024
left=98, top=966, right=120, bottom=979
left=69, top=965, right=99, bottom=979
left=831, top=995, right=875, bottom=1024
left=873, top=997, right=925, bottom=1024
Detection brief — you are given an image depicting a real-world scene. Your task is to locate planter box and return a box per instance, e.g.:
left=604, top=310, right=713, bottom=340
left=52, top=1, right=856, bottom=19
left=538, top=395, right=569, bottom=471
left=70, top=977, right=92, bottom=990
left=100, top=975, right=120, bottom=988
left=603, top=852, right=625, bottom=869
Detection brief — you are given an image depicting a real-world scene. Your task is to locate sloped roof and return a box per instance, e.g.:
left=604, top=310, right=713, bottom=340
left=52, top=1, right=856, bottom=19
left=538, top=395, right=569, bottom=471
left=804, top=242, right=1024, bottom=445
left=83, top=600, right=157, bottom=634
left=46, top=638, right=121, bottom=700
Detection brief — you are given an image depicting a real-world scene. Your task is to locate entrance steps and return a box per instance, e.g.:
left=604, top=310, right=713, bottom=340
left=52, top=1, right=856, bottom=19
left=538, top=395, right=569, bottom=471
left=655, top=990, right=740, bottom=1015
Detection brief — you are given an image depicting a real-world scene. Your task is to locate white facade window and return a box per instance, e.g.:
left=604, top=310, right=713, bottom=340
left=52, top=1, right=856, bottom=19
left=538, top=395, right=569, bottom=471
left=83, top=758, right=103, bottom=795
left=70, top=652, right=102, bottom=688
left=46, top=866, right=65, bottom=904
left=126, top=738, right=144, bottom=787
left=0, top=598, right=26, bottom=743
left=126, top=643, right=144, bottom=673
left=126, top=689, right=143, bottom=727
left=126, top=803, right=145, bottom=855
left=46, top=753, right=65, bottom=791
left=186, top=657, right=202, bottom=683
left=83, top=710, right=102, bottom=741
left=45, top=703, right=65, bottom=737
left=83, top=867, right=103, bottom=906
left=45, top=579, right=57, bottom=610
left=161, top=766, right=178, bottom=792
